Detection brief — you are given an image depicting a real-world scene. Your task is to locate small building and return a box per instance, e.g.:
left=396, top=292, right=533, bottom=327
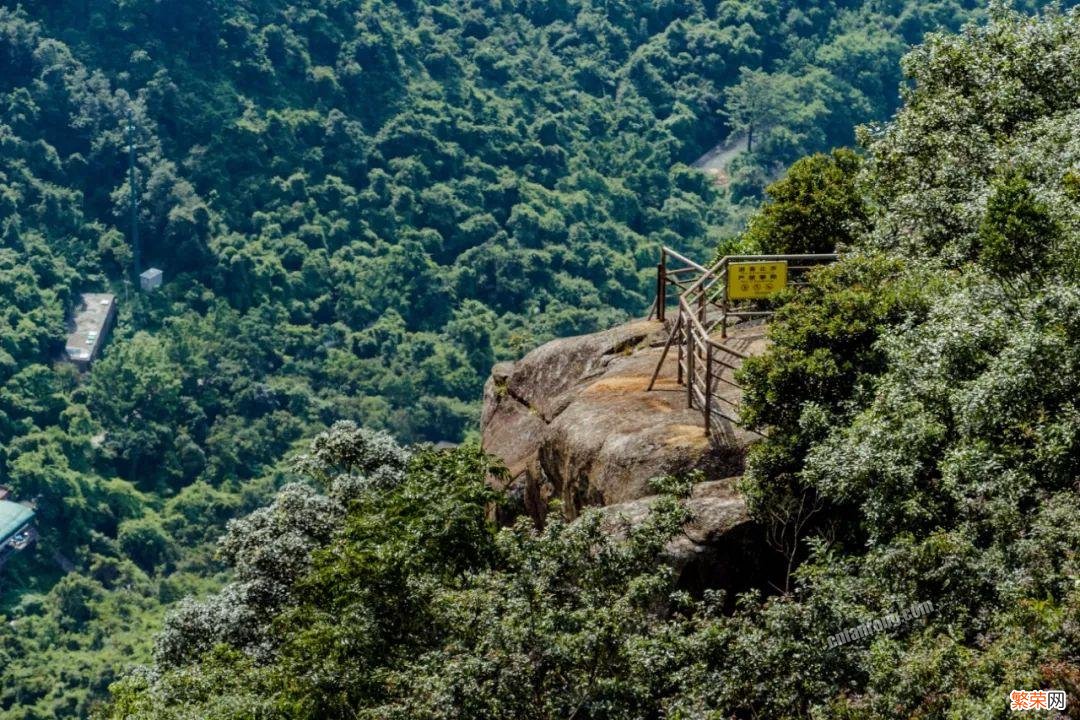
left=140, top=267, right=163, bottom=292
left=0, top=500, right=35, bottom=567
left=64, top=293, right=117, bottom=371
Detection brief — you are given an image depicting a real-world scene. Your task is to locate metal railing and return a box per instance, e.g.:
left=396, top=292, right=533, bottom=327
left=647, top=246, right=713, bottom=323
left=647, top=248, right=838, bottom=438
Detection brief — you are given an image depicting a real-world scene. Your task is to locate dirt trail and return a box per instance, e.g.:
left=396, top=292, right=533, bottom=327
left=692, top=133, right=747, bottom=185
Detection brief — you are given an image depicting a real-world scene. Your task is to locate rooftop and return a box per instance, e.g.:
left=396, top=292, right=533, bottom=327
left=0, top=500, right=34, bottom=547
left=65, top=293, right=116, bottom=365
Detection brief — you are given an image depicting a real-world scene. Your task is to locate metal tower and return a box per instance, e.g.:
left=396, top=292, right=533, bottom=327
left=126, top=111, right=141, bottom=281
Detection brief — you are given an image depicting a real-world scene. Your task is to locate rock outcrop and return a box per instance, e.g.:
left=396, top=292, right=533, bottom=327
left=481, top=317, right=766, bottom=524
left=481, top=316, right=776, bottom=590
left=596, top=477, right=780, bottom=597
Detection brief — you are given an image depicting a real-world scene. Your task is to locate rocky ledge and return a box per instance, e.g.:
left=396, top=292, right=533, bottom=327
left=481, top=317, right=769, bottom=578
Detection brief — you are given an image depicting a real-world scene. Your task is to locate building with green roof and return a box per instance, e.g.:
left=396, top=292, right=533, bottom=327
left=0, top=500, right=34, bottom=548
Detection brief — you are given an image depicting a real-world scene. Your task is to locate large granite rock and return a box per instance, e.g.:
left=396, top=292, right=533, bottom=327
left=481, top=318, right=765, bottom=527
left=597, top=478, right=747, bottom=557
left=597, top=478, right=778, bottom=597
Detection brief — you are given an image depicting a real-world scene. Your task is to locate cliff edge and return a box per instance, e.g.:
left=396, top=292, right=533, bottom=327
left=481, top=317, right=770, bottom=581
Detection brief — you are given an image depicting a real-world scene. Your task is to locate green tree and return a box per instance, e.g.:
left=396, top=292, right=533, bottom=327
left=117, top=515, right=176, bottom=573
left=740, top=148, right=867, bottom=255
left=978, top=168, right=1063, bottom=282
left=88, top=333, right=184, bottom=487
left=51, top=574, right=103, bottom=630
left=723, top=67, right=791, bottom=152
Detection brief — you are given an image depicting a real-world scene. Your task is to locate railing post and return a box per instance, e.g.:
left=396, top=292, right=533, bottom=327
left=720, top=267, right=729, bottom=339
left=649, top=264, right=660, bottom=320
left=704, top=342, right=713, bottom=437
left=676, top=313, right=684, bottom=385
left=658, top=251, right=667, bottom=322
left=686, top=327, right=695, bottom=410
left=647, top=315, right=681, bottom=392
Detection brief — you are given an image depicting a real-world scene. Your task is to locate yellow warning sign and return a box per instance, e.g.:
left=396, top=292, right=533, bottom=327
left=727, top=261, right=788, bottom=300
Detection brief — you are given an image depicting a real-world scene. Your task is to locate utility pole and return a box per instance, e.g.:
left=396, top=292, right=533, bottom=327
left=126, top=110, right=140, bottom=282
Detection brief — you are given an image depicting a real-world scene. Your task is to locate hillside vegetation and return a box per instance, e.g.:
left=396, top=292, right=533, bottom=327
left=96, top=4, right=1080, bottom=719
left=0, top=0, right=1071, bottom=718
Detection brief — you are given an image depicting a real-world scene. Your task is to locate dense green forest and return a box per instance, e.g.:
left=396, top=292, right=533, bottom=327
left=100, top=5, right=1080, bottom=718
left=0, top=0, right=1072, bottom=717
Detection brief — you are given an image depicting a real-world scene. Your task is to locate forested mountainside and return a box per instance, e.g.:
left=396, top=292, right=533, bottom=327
left=101, top=4, right=1080, bottom=719
left=0, top=0, right=1072, bottom=717
left=0, top=0, right=1032, bottom=450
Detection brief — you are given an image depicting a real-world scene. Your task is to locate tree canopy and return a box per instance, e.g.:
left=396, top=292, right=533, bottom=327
left=0, top=0, right=1075, bottom=717
left=101, top=5, right=1080, bottom=718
